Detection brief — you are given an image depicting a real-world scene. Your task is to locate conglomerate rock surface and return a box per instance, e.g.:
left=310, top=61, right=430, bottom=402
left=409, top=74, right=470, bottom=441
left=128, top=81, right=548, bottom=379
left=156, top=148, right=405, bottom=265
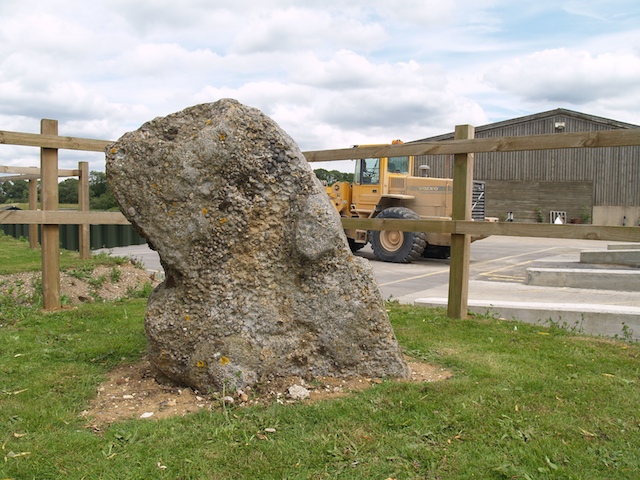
left=106, top=99, right=409, bottom=391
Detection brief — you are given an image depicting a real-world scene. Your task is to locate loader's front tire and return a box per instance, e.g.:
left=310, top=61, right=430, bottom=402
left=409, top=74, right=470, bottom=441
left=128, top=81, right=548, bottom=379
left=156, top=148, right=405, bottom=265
left=370, top=207, right=426, bottom=263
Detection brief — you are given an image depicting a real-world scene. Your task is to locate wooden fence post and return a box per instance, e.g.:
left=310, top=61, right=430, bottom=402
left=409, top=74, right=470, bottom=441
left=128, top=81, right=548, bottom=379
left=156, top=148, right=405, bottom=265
left=78, top=161, right=90, bottom=259
left=28, top=177, right=38, bottom=249
left=40, top=119, right=60, bottom=310
left=447, top=124, right=475, bottom=319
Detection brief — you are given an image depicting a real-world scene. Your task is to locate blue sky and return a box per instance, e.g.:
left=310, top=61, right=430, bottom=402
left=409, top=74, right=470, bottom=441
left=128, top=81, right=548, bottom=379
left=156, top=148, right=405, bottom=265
left=1, top=0, right=639, bottom=172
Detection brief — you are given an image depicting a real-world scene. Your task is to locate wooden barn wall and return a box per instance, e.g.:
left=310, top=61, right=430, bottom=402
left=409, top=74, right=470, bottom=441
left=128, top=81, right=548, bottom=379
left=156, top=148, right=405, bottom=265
left=415, top=115, right=640, bottom=208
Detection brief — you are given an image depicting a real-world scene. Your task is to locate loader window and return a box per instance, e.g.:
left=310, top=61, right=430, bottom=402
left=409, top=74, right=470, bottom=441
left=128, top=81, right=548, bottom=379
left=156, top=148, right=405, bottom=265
left=387, top=156, right=409, bottom=174
left=359, top=158, right=380, bottom=184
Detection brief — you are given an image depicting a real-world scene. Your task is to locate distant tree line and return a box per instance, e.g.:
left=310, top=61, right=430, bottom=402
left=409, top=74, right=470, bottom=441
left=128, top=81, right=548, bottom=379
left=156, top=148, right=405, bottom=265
left=313, top=169, right=353, bottom=185
left=0, top=171, right=119, bottom=210
left=0, top=179, right=29, bottom=204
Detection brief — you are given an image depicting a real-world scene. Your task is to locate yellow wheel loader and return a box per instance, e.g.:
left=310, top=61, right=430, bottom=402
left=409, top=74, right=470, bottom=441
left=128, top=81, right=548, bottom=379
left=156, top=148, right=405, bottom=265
left=325, top=141, right=492, bottom=263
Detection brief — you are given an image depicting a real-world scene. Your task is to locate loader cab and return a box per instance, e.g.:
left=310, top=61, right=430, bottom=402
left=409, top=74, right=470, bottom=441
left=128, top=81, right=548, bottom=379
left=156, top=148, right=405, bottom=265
left=354, top=156, right=411, bottom=185
left=355, top=158, right=380, bottom=185
left=352, top=158, right=382, bottom=216
left=352, top=154, right=413, bottom=217
left=387, top=156, right=410, bottom=175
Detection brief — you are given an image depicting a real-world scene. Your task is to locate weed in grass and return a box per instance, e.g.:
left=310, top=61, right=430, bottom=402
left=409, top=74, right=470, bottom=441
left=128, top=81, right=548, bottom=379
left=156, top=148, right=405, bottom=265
left=590, top=445, right=625, bottom=469
left=67, top=264, right=94, bottom=281
left=110, top=266, right=121, bottom=283
left=617, top=322, right=636, bottom=343
left=472, top=309, right=500, bottom=320
left=385, top=296, right=400, bottom=305
left=326, top=433, right=361, bottom=468
left=101, top=428, right=143, bottom=460
left=126, top=281, right=154, bottom=298
left=539, top=314, right=585, bottom=335
left=0, top=279, right=30, bottom=306
left=127, top=257, right=147, bottom=270
left=88, top=274, right=107, bottom=289
left=60, top=293, right=72, bottom=306
left=92, top=251, right=129, bottom=266
left=29, top=276, right=43, bottom=306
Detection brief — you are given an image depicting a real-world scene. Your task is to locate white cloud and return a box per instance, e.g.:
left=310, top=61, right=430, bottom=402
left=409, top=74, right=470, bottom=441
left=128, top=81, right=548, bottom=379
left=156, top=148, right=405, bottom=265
left=1, top=0, right=640, bottom=174
left=373, top=0, right=458, bottom=26
left=103, top=0, right=212, bottom=32
left=104, top=43, right=223, bottom=78
left=232, top=7, right=386, bottom=54
left=293, top=50, right=393, bottom=89
left=190, top=50, right=486, bottom=151
left=485, top=48, right=640, bottom=104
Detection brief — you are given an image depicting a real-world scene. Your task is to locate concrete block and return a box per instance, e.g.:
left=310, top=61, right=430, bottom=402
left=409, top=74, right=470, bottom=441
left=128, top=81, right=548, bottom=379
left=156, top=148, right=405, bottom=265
left=414, top=297, right=640, bottom=340
left=526, top=267, right=640, bottom=291
left=580, top=249, right=640, bottom=267
left=608, top=243, right=640, bottom=250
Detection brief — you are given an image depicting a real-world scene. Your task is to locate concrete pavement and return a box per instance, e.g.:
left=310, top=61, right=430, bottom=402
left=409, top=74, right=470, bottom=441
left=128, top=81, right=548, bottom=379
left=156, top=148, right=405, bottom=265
left=97, top=243, right=164, bottom=275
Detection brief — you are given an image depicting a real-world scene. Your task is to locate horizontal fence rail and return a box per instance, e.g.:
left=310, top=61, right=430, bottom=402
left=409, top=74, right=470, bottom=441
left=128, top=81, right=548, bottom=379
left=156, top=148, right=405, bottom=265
left=0, top=210, right=130, bottom=225
left=0, top=165, right=80, bottom=177
left=3, top=128, right=640, bottom=160
left=3, top=211, right=638, bottom=243
left=302, top=129, right=640, bottom=162
left=340, top=218, right=640, bottom=242
left=0, top=129, right=110, bottom=152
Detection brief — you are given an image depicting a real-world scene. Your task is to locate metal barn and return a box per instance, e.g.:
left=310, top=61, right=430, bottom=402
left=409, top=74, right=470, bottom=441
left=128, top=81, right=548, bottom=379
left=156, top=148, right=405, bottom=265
left=413, top=109, right=640, bottom=226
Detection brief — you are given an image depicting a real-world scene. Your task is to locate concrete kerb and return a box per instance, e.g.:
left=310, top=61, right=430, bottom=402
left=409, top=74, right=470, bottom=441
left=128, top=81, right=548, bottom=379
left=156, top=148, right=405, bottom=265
left=414, top=297, right=640, bottom=340
left=608, top=243, right=640, bottom=250
left=526, top=267, right=640, bottom=291
left=579, top=249, right=640, bottom=267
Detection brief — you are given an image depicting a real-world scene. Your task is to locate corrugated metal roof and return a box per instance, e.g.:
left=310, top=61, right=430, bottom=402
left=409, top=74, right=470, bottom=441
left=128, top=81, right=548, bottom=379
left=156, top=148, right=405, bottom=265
left=413, top=108, right=640, bottom=142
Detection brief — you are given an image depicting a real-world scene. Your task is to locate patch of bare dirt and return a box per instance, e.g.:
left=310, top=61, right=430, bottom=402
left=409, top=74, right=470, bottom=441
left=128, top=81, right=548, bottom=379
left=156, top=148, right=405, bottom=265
left=82, top=357, right=453, bottom=428
left=0, top=262, right=161, bottom=305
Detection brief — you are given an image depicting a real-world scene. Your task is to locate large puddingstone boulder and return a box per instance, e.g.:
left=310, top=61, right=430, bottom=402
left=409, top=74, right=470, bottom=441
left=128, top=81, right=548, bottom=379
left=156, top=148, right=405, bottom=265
left=106, top=99, right=409, bottom=391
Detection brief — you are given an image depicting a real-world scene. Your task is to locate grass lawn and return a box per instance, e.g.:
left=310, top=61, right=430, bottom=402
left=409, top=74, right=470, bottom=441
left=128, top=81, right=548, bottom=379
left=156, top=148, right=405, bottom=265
left=1, top=234, right=639, bottom=479
left=0, top=232, right=126, bottom=275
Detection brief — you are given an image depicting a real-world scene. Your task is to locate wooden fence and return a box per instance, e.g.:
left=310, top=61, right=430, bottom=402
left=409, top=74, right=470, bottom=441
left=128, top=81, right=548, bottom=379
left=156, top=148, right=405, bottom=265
left=0, top=159, right=90, bottom=254
left=1, top=120, right=640, bottom=315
